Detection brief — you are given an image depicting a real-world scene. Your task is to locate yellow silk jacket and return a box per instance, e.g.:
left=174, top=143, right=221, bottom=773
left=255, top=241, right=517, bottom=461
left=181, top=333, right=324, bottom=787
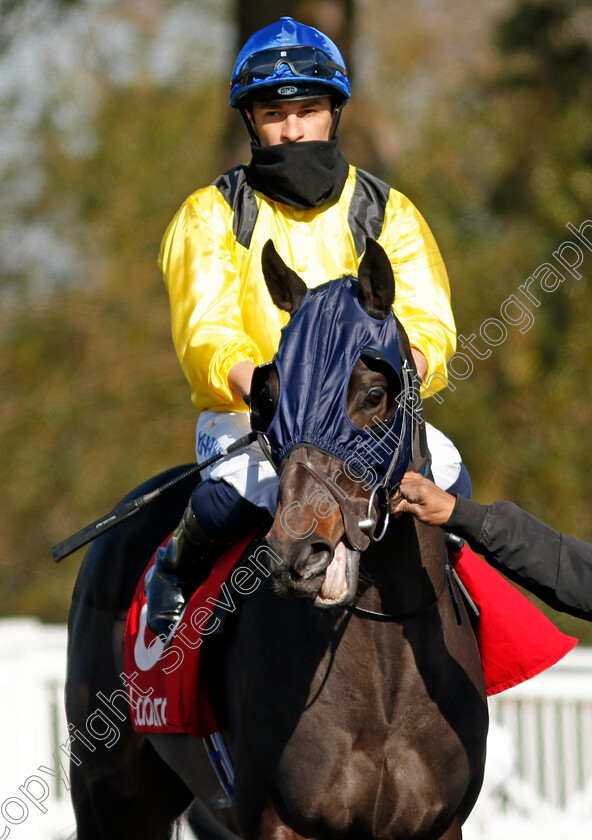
left=159, top=164, right=456, bottom=414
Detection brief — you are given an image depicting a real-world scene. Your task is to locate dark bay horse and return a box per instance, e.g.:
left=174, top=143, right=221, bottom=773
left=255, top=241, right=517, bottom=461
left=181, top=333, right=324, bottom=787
left=65, top=239, right=488, bottom=840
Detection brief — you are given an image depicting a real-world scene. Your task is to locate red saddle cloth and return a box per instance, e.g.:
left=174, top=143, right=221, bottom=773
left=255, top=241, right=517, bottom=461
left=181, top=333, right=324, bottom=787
left=123, top=538, right=577, bottom=738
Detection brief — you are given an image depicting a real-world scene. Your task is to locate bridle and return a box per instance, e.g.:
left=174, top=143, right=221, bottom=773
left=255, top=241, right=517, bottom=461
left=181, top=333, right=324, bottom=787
left=347, top=565, right=452, bottom=622
left=251, top=288, right=444, bottom=619
left=279, top=447, right=374, bottom=551
left=262, top=352, right=423, bottom=552
left=278, top=443, right=449, bottom=622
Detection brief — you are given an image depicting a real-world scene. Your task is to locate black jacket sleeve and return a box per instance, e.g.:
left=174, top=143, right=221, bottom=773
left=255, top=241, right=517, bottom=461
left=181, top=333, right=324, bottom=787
left=446, top=495, right=592, bottom=621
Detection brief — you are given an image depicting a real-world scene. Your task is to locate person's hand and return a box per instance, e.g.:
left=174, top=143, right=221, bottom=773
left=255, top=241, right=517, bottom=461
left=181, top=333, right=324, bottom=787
left=228, top=361, right=256, bottom=403
left=391, top=471, right=456, bottom=526
left=410, top=348, right=428, bottom=381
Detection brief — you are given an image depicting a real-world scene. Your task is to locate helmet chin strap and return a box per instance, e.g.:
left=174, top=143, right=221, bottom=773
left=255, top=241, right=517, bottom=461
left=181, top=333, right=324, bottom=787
left=329, top=101, right=343, bottom=139
left=239, top=106, right=261, bottom=145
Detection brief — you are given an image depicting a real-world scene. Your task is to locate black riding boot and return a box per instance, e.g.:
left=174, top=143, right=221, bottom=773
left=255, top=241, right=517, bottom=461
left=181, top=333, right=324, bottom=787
left=145, top=505, right=215, bottom=639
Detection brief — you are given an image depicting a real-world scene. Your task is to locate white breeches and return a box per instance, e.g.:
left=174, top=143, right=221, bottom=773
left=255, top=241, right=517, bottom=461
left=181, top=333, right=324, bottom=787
left=196, top=410, right=464, bottom=515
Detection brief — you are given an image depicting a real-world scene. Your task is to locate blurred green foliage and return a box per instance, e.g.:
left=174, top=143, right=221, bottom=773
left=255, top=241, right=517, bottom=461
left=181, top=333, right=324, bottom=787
left=1, top=0, right=591, bottom=644
left=1, top=81, right=226, bottom=619
left=374, top=0, right=592, bottom=642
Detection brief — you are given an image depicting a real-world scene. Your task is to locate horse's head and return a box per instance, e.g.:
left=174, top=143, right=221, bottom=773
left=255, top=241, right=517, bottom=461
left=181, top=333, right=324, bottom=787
left=251, top=238, right=422, bottom=608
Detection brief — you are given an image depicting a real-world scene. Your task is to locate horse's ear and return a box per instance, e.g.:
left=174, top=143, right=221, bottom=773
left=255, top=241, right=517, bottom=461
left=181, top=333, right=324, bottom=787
left=261, top=240, right=307, bottom=317
left=357, top=238, right=395, bottom=320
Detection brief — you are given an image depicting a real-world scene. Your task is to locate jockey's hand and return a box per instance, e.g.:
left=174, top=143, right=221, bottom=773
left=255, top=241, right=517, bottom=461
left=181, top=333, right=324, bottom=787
left=410, top=348, right=428, bottom=381
left=391, top=472, right=456, bottom=526
left=228, top=361, right=256, bottom=404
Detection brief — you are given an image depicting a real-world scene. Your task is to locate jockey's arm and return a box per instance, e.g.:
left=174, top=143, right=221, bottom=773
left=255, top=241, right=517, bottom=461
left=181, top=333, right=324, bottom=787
left=160, top=193, right=265, bottom=413
left=381, top=192, right=455, bottom=396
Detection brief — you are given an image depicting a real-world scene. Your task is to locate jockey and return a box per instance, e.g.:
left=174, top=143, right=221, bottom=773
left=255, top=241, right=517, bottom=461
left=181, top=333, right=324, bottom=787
left=146, top=16, right=469, bottom=638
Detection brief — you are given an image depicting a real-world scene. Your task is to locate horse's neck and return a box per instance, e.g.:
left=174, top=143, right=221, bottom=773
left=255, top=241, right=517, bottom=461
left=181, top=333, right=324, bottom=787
left=358, top=515, right=447, bottom=617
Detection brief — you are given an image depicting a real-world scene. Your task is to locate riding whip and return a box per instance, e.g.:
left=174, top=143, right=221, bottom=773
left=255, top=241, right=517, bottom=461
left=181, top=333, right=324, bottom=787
left=51, top=431, right=257, bottom=563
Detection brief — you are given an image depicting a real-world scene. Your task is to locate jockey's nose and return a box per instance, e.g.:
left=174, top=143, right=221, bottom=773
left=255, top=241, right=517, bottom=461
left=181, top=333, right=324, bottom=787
left=281, top=114, right=305, bottom=143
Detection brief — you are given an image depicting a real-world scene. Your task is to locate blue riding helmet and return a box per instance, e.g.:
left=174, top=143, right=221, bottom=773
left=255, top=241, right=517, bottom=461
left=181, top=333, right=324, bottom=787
left=251, top=278, right=413, bottom=494
left=230, top=16, right=351, bottom=108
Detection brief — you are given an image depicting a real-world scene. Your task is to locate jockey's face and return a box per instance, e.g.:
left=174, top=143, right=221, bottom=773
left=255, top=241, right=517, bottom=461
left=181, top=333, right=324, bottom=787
left=250, top=97, right=333, bottom=146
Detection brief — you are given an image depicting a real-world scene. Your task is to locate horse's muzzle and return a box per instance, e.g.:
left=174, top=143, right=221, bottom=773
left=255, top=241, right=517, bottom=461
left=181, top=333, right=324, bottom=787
left=265, top=534, right=360, bottom=609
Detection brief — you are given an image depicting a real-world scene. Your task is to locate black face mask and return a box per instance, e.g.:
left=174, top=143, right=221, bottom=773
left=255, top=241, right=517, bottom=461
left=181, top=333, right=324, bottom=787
left=248, top=139, right=349, bottom=209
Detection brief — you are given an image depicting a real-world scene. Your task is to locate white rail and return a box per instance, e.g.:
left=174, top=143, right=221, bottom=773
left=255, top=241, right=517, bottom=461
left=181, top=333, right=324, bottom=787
left=0, top=619, right=73, bottom=840
left=1, top=619, right=591, bottom=839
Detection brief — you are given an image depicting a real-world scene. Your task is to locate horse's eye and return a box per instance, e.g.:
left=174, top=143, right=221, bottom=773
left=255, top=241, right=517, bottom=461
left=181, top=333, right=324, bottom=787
left=364, top=388, right=386, bottom=407
left=347, top=357, right=400, bottom=429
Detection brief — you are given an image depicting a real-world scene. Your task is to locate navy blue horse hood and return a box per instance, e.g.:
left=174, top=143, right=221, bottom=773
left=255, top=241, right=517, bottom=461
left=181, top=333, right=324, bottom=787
left=253, top=267, right=414, bottom=493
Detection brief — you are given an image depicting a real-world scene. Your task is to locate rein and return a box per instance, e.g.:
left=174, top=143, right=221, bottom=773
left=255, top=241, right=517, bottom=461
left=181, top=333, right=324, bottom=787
left=347, top=564, right=452, bottom=622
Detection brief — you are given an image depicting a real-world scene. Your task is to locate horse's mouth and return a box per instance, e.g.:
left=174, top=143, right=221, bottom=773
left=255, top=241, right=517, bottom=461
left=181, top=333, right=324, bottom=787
left=313, top=539, right=360, bottom=609
left=269, top=534, right=360, bottom=608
